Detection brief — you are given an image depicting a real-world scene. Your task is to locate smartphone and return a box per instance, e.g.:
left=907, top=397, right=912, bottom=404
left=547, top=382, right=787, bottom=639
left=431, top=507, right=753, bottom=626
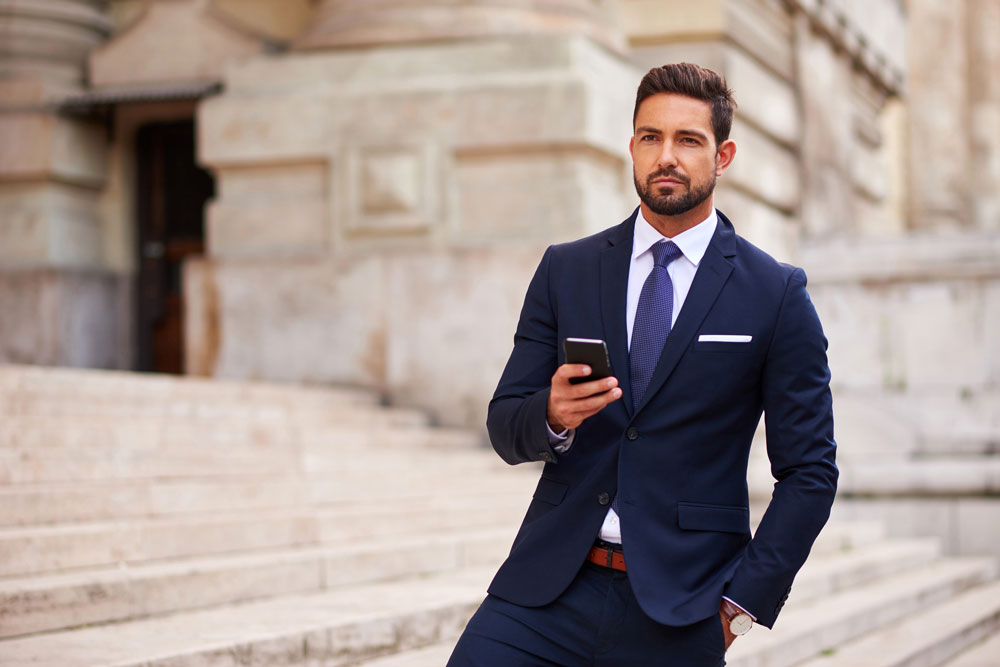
left=562, top=338, right=614, bottom=385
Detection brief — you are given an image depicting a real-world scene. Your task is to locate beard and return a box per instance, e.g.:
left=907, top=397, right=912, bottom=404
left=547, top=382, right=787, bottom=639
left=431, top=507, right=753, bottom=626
left=634, top=167, right=716, bottom=217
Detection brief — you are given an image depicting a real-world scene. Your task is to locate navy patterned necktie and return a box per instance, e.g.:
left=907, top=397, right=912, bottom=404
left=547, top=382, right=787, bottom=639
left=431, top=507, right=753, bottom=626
left=613, top=241, right=682, bottom=517
left=629, top=240, right=683, bottom=411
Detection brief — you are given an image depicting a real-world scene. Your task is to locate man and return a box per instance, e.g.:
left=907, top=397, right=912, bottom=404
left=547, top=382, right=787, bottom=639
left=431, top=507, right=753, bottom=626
left=449, top=63, right=837, bottom=666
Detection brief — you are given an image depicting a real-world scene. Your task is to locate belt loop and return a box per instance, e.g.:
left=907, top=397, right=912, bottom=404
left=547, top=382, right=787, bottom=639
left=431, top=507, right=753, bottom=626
left=605, top=547, right=614, bottom=568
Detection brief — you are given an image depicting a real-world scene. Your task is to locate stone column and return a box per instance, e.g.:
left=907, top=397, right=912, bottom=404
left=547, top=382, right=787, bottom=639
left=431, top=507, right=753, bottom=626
left=192, top=0, right=639, bottom=427
left=0, top=1, right=121, bottom=367
left=967, top=0, right=1000, bottom=231
left=294, top=0, right=625, bottom=53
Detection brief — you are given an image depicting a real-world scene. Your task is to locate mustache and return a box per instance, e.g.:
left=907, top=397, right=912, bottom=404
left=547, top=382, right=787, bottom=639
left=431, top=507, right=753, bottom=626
left=646, top=169, right=689, bottom=186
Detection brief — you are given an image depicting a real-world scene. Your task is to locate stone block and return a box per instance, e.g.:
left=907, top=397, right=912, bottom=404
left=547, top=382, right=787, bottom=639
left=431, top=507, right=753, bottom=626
left=805, top=284, right=886, bottom=391
left=723, top=44, right=798, bottom=146
left=339, top=141, right=441, bottom=238
left=191, top=257, right=388, bottom=386
left=89, top=0, right=262, bottom=87
left=713, top=186, right=795, bottom=261
left=725, top=0, right=795, bottom=81
left=956, top=498, right=1000, bottom=559
left=726, top=119, right=800, bottom=212
left=454, top=149, right=626, bottom=241
left=203, top=36, right=635, bottom=171
left=986, top=283, right=1000, bottom=385
left=216, top=162, right=327, bottom=201
left=384, top=245, right=551, bottom=428
left=207, top=198, right=328, bottom=259
left=891, top=282, right=989, bottom=390
left=0, top=112, right=106, bottom=187
left=0, top=269, right=125, bottom=368
left=621, top=0, right=725, bottom=42
left=198, top=93, right=334, bottom=165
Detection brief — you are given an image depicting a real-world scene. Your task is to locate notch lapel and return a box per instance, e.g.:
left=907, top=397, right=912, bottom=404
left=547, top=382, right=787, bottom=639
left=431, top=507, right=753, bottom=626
left=634, top=215, right=736, bottom=415
left=600, top=213, right=636, bottom=417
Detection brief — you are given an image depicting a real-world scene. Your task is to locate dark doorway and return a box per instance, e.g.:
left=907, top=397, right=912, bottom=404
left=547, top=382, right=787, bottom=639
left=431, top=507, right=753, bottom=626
left=135, top=119, right=214, bottom=374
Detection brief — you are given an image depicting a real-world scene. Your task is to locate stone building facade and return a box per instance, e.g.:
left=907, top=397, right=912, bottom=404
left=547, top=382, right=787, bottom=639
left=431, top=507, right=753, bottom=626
left=1, top=1, right=997, bottom=549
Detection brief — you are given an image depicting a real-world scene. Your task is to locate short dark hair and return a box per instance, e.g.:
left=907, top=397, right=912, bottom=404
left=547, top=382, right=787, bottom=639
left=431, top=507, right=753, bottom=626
left=633, top=63, right=736, bottom=147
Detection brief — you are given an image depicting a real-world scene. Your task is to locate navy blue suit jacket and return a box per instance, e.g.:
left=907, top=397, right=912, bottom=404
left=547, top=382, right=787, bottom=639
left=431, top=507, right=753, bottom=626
left=485, top=208, right=837, bottom=629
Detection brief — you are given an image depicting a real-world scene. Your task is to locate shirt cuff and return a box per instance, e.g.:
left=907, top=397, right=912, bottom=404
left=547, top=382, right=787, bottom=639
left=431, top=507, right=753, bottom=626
left=722, top=596, right=757, bottom=621
left=546, top=422, right=576, bottom=453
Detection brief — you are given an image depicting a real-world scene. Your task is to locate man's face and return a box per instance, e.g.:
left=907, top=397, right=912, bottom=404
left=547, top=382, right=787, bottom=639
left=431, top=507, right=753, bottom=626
left=629, top=93, right=733, bottom=218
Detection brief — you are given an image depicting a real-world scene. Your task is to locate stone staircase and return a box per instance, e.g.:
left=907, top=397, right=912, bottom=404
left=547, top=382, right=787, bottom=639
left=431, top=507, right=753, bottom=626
left=0, top=365, right=998, bottom=666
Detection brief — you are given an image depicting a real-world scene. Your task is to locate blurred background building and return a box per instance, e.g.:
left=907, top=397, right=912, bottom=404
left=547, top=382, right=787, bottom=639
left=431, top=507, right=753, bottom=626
left=0, top=1, right=998, bottom=663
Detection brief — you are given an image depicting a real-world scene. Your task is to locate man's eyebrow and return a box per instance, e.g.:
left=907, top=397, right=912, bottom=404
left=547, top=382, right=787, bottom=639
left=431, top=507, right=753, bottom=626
left=677, top=129, right=710, bottom=140
left=634, top=126, right=662, bottom=135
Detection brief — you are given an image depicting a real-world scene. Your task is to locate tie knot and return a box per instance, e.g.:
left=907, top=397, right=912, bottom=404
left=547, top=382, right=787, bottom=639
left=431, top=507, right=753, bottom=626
left=651, top=241, right=682, bottom=268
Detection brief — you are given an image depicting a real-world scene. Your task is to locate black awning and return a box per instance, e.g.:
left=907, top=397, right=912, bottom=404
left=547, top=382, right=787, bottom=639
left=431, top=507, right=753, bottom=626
left=59, top=81, right=222, bottom=115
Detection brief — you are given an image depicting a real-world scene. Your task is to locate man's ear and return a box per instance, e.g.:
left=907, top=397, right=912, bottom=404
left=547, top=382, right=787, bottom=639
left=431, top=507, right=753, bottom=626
left=628, top=135, right=635, bottom=160
left=715, top=139, right=736, bottom=176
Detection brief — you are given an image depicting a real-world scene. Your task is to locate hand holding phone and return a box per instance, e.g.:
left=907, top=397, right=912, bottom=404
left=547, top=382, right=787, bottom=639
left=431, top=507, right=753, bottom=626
left=547, top=338, right=621, bottom=432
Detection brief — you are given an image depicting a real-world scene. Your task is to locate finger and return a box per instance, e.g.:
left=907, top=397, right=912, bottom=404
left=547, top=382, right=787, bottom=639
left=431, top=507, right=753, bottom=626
left=553, top=364, right=592, bottom=383
left=562, top=387, right=622, bottom=417
left=565, top=376, right=619, bottom=398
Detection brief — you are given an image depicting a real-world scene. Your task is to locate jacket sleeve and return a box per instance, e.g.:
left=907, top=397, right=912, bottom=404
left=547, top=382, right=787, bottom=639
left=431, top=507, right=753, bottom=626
left=486, top=246, right=563, bottom=465
left=724, top=268, right=839, bottom=628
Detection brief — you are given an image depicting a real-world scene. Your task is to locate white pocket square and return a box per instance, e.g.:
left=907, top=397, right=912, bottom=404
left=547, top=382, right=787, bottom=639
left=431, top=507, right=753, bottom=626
left=698, top=334, right=752, bottom=343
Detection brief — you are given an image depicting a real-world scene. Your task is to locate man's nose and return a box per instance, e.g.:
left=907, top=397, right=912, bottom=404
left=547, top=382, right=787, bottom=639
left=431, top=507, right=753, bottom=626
left=656, top=144, right=678, bottom=169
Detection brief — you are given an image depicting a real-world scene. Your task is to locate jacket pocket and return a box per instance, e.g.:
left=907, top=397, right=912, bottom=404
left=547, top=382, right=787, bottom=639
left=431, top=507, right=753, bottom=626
left=532, top=476, right=568, bottom=506
left=677, top=502, right=749, bottom=534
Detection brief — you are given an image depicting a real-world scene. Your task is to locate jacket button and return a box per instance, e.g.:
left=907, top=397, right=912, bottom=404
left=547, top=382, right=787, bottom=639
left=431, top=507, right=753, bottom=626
left=539, top=451, right=553, bottom=462
left=597, top=492, right=610, bottom=506
left=626, top=427, right=639, bottom=441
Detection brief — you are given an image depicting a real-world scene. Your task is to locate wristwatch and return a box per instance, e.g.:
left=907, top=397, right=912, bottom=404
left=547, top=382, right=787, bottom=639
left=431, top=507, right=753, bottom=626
left=721, top=599, right=754, bottom=636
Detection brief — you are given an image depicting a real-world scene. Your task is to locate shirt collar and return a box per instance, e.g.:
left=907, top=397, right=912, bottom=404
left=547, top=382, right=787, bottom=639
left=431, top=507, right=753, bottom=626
left=632, top=207, right=717, bottom=267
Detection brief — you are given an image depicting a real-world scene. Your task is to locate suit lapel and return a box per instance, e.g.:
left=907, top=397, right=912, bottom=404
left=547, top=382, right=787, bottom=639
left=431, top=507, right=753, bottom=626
left=634, top=213, right=737, bottom=415
left=600, top=211, right=636, bottom=417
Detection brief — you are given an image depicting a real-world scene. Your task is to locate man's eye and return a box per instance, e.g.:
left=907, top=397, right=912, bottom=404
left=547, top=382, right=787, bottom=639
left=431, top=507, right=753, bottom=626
left=641, top=135, right=657, bottom=141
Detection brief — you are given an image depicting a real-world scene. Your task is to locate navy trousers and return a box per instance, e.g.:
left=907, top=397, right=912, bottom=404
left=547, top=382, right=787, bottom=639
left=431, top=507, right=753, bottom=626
left=448, top=561, right=727, bottom=666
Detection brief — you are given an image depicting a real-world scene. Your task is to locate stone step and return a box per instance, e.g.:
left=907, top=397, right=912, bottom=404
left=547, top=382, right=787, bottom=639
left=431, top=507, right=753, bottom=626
left=790, top=537, right=941, bottom=601
left=942, top=626, right=1000, bottom=666
left=0, top=401, right=431, bottom=429
left=0, top=565, right=496, bottom=667
left=0, top=364, right=379, bottom=409
left=0, top=487, right=873, bottom=579
left=358, top=642, right=456, bottom=666
left=0, top=427, right=491, bottom=484
left=809, top=519, right=886, bottom=556
left=0, top=497, right=530, bottom=578
left=0, top=527, right=517, bottom=639
left=725, top=557, right=999, bottom=667
left=0, top=470, right=531, bottom=526
left=839, top=457, right=1000, bottom=496
left=797, top=579, right=1000, bottom=667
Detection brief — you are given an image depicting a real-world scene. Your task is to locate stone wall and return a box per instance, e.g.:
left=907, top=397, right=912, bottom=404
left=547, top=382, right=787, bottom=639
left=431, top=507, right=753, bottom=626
left=0, top=0, right=123, bottom=368
left=190, top=32, right=638, bottom=427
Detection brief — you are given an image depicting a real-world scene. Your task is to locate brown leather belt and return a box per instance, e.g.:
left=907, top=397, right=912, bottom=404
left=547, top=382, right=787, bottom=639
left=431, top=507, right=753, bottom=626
left=587, top=543, right=626, bottom=572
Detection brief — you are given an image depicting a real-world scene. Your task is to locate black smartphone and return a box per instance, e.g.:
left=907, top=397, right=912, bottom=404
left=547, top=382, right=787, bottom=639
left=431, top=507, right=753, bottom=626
left=562, top=338, right=613, bottom=385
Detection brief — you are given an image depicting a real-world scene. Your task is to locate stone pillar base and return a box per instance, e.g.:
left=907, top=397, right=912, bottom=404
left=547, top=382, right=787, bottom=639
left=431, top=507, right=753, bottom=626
left=0, top=269, right=131, bottom=369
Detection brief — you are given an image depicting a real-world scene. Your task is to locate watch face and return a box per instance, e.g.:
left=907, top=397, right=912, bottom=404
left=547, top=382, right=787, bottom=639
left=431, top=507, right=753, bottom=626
left=730, top=613, right=753, bottom=636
